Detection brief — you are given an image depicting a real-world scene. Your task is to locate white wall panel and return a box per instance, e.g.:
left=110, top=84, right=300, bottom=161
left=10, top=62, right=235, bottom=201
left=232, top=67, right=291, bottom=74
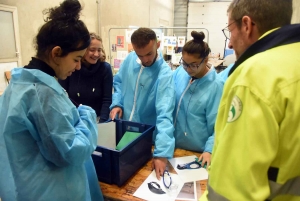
left=188, top=2, right=231, bottom=58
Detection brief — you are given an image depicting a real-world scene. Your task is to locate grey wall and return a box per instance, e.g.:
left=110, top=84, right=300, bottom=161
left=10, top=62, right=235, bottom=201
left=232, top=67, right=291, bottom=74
left=0, top=0, right=174, bottom=66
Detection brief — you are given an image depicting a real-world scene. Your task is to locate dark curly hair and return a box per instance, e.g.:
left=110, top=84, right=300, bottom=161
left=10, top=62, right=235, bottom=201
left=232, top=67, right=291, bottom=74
left=35, top=0, right=90, bottom=60
left=182, top=31, right=211, bottom=58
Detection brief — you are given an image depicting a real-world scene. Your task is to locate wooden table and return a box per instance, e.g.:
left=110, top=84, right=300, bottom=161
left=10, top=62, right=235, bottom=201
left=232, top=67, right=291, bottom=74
left=99, top=149, right=207, bottom=201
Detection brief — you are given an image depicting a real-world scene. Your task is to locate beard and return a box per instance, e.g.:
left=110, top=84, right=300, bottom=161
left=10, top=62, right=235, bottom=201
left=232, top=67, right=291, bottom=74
left=142, top=52, right=158, bottom=67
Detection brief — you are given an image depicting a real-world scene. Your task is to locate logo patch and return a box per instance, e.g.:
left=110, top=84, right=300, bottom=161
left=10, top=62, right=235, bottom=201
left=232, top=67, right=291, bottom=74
left=227, top=95, right=243, bottom=122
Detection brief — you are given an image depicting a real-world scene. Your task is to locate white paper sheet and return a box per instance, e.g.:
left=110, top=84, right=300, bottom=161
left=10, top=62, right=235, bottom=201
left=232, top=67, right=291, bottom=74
left=169, top=155, right=208, bottom=183
left=172, top=53, right=182, bottom=65
left=177, top=36, right=186, bottom=47
left=96, top=121, right=116, bottom=149
left=133, top=170, right=185, bottom=201
left=117, top=51, right=128, bottom=60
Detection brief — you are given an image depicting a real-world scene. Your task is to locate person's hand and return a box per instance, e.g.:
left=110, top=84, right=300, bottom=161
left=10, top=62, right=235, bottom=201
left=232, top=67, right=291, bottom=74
left=110, top=107, right=123, bottom=120
left=151, top=157, right=167, bottom=180
left=198, top=152, right=211, bottom=170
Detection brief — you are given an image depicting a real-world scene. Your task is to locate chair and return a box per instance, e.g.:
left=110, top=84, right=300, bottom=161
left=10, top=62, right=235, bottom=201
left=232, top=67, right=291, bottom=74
left=5, top=71, right=11, bottom=84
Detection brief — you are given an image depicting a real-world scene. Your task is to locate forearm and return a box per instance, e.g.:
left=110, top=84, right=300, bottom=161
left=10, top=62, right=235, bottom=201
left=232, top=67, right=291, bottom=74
left=204, top=133, right=214, bottom=153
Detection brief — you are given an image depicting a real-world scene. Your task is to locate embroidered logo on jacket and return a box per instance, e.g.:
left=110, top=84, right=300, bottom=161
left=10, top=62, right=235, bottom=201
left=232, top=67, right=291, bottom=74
left=227, top=95, right=243, bottom=122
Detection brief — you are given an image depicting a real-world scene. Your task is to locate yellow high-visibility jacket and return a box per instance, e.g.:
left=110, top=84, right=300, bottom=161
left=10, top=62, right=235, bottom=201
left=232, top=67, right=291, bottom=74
left=204, top=26, right=300, bottom=201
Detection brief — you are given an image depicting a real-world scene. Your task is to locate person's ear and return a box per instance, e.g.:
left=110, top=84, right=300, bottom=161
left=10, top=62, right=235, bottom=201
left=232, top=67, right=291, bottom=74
left=51, top=46, right=62, bottom=65
left=204, top=56, right=209, bottom=63
left=51, top=46, right=62, bottom=58
left=156, top=40, right=161, bottom=49
left=241, top=16, right=254, bottom=37
left=242, top=15, right=260, bottom=43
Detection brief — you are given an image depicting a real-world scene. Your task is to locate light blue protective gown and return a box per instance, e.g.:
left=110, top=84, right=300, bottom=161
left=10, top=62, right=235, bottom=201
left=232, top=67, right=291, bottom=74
left=218, top=63, right=234, bottom=82
left=0, top=68, right=103, bottom=201
left=173, top=66, right=224, bottom=153
left=110, top=51, right=175, bottom=158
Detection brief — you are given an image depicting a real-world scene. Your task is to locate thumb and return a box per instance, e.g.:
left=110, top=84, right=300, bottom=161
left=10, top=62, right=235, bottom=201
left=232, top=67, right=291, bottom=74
left=110, top=111, right=115, bottom=120
left=198, top=155, right=203, bottom=161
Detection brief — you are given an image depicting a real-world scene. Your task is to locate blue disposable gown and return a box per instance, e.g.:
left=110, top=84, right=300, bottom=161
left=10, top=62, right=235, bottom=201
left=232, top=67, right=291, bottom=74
left=0, top=68, right=103, bottom=201
left=218, top=63, right=234, bottom=82
left=173, top=66, right=224, bottom=153
left=110, top=52, right=175, bottom=158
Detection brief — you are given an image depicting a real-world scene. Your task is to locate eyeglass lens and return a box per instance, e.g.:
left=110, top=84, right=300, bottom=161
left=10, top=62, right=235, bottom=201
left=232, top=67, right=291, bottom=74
left=180, top=58, right=204, bottom=70
left=223, top=29, right=230, bottom=40
left=163, top=170, right=172, bottom=188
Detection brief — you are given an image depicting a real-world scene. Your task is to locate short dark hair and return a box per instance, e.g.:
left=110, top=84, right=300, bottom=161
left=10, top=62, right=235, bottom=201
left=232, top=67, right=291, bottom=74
left=182, top=31, right=210, bottom=58
left=35, top=0, right=90, bottom=60
left=131, top=28, right=157, bottom=49
left=228, top=0, right=292, bottom=35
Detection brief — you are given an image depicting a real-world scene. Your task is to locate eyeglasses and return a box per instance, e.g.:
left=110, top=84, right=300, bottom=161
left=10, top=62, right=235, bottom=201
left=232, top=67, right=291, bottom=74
left=162, top=170, right=172, bottom=189
left=177, top=157, right=206, bottom=170
left=222, top=17, right=244, bottom=40
left=222, top=21, right=237, bottom=40
left=222, top=20, right=240, bottom=40
left=147, top=170, right=173, bottom=195
left=179, top=57, right=205, bottom=71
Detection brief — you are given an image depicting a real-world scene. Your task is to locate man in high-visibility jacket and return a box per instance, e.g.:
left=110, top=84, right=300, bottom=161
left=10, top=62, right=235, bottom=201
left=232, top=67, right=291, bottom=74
left=201, top=0, right=300, bottom=200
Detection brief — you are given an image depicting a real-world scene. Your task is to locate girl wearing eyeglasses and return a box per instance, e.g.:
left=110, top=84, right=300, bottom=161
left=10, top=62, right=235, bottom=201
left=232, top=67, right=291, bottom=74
left=173, top=31, right=224, bottom=168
